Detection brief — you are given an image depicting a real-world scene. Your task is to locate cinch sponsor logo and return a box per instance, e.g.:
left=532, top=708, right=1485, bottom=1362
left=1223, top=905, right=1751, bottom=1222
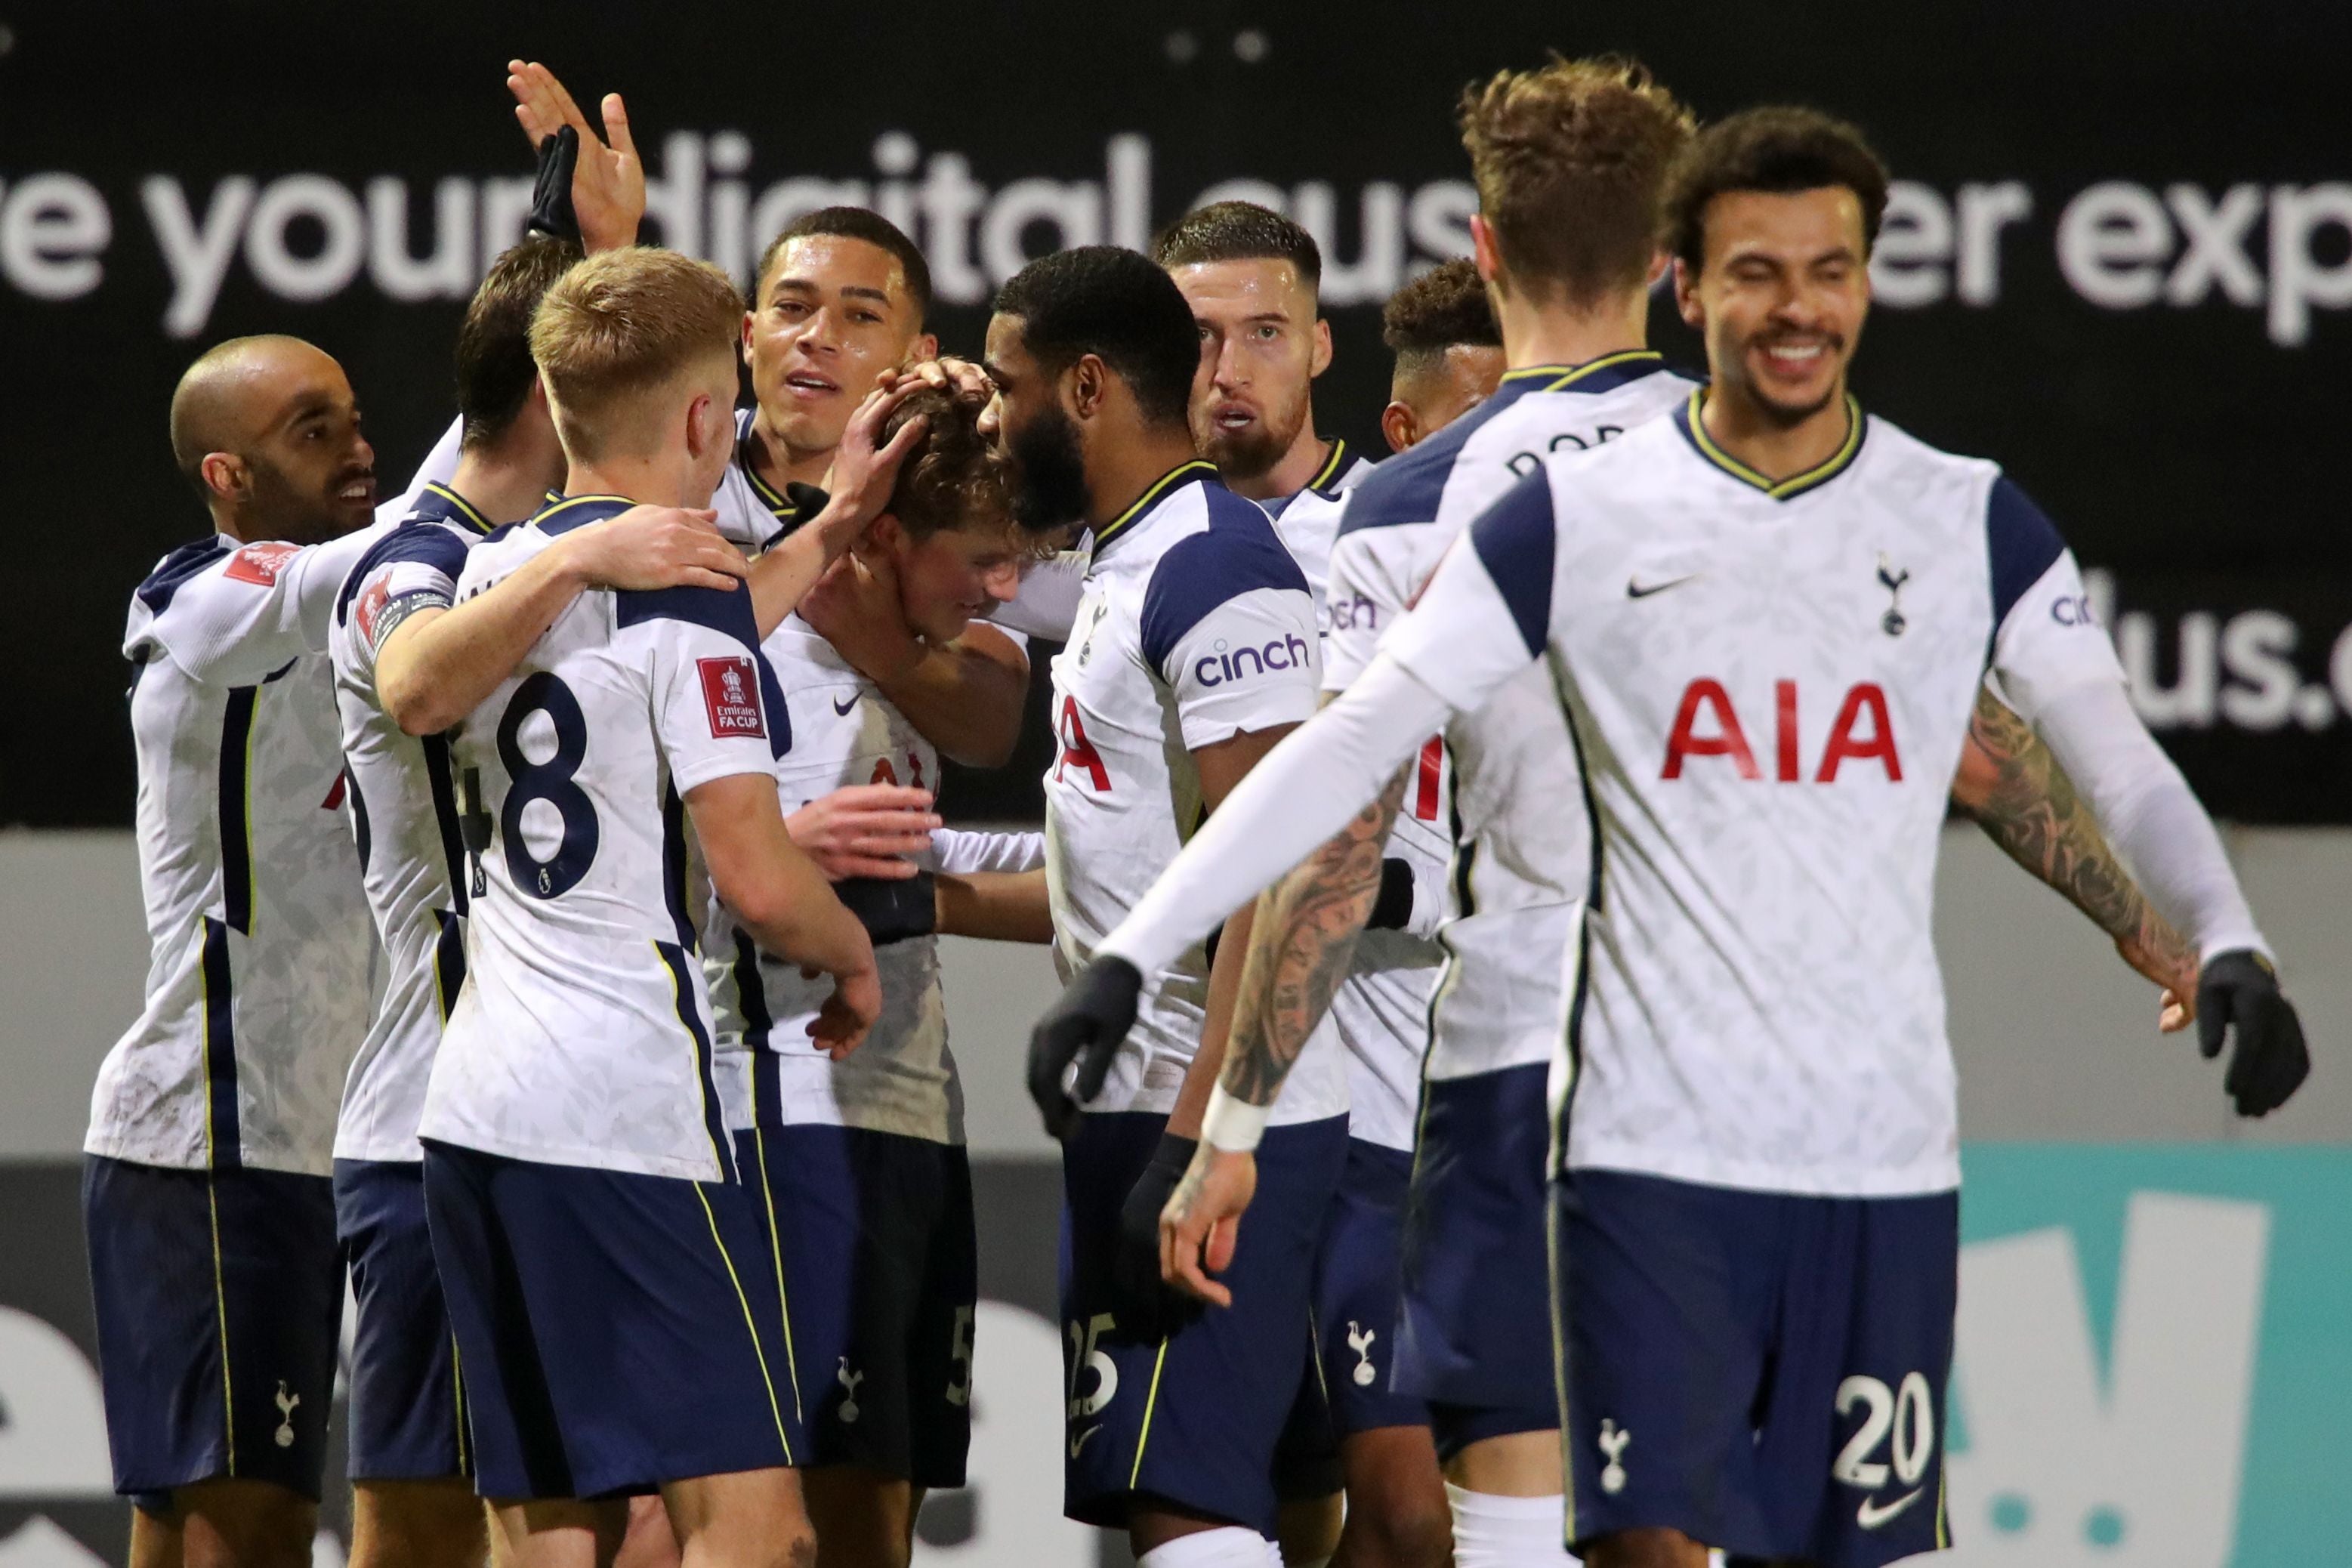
left=1330, top=594, right=1378, bottom=633
left=1194, top=632, right=1311, bottom=688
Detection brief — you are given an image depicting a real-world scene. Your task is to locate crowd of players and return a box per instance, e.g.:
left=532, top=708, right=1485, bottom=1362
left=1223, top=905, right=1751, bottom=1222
left=85, top=49, right=2310, bottom=1568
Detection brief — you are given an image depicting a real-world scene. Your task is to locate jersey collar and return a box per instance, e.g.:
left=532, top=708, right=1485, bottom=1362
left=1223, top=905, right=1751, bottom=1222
left=1088, top=459, right=1220, bottom=561
left=1673, top=388, right=1866, bottom=502
left=532, top=492, right=637, bottom=536
left=1496, top=349, right=1668, bottom=399
left=407, top=481, right=495, bottom=536
left=1302, top=437, right=1353, bottom=495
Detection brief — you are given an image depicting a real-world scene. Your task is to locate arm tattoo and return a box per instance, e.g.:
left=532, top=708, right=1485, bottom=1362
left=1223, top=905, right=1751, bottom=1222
left=1962, top=687, right=2173, bottom=958
left=1219, top=768, right=1409, bottom=1107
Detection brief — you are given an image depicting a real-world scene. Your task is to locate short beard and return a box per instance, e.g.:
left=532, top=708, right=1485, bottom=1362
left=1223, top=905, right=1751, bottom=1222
left=1193, top=387, right=1310, bottom=484
left=1009, top=406, right=1093, bottom=532
left=248, top=458, right=359, bottom=545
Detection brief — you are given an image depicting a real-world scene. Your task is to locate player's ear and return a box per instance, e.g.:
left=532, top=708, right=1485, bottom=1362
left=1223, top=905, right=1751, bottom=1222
left=741, top=309, right=757, bottom=364
left=1068, top=353, right=1107, bottom=421
left=1310, top=318, right=1332, bottom=378
left=1379, top=400, right=1418, bottom=455
left=199, top=452, right=245, bottom=504
left=1673, top=257, right=1704, bottom=330
left=1469, top=214, right=1503, bottom=286
left=1647, top=248, right=1671, bottom=289
left=910, top=332, right=939, bottom=364
left=862, top=512, right=906, bottom=557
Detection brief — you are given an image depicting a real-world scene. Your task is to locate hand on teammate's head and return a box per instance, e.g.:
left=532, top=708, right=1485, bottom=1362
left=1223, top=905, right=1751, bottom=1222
left=894, top=357, right=995, bottom=409
left=805, top=377, right=928, bottom=553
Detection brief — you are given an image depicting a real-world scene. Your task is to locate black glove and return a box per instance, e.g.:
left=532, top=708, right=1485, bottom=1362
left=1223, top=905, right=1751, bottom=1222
left=1028, top=955, right=1142, bottom=1140
left=1113, top=1133, right=1205, bottom=1340
left=1365, top=857, right=1416, bottom=931
left=2196, top=950, right=2310, bottom=1117
left=526, top=125, right=582, bottom=241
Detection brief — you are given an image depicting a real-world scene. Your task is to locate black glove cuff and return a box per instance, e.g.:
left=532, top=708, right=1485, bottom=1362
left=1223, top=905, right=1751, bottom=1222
left=1366, top=857, right=1415, bottom=931
left=526, top=125, right=582, bottom=241
left=1148, top=1131, right=1199, bottom=1172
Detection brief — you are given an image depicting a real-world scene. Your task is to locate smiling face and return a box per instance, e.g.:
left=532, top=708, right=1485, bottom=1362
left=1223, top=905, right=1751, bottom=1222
left=1676, top=186, right=1871, bottom=426
left=877, top=514, right=1029, bottom=644
left=201, top=341, right=377, bottom=543
left=1171, top=257, right=1329, bottom=483
left=744, top=233, right=932, bottom=459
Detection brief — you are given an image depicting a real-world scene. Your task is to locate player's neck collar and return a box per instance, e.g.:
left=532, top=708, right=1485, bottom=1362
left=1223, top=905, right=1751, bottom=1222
left=1499, top=350, right=1666, bottom=399
left=1303, top=436, right=1351, bottom=495
left=532, top=492, right=637, bottom=536
left=1090, top=459, right=1220, bottom=560
left=414, top=481, right=495, bottom=536
left=1675, top=388, right=1866, bottom=502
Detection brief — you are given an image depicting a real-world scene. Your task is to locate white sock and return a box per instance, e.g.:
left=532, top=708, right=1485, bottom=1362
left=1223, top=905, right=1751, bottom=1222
left=1138, top=1525, right=1278, bottom=1568
left=1446, top=1484, right=1581, bottom=1566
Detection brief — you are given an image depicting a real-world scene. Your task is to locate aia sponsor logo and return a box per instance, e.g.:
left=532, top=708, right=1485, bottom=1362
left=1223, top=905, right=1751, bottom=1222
left=224, top=541, right=301, bottom=585
left=1661, top=678, right=1903, bottom=782
left=697, top=656, right=765, bottom=739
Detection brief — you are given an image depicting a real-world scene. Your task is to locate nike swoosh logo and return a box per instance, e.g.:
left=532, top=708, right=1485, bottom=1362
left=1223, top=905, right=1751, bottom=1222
left=833, top=693, right=860, bottom=716
left=1626, top=576, right=1697, bottom=600
left=1068, top=1424, right=1102, bottom=1458
left=1856, top=1488, right=1924, bottom=1529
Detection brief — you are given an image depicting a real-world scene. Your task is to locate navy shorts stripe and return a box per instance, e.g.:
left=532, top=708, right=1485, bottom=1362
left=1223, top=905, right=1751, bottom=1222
left=199, top=918, right=240, bottom=1170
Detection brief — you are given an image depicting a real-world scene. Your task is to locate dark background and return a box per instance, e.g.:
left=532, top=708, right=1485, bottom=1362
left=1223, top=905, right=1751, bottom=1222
left=3, top=0, right=2346, bottom=825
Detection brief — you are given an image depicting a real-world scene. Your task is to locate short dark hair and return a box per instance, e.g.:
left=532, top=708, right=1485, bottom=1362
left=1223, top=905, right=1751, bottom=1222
left=1662, top=106, right=1891, bottom=272
left=1150, top=200, right=1323, bottom=292
left=1458, top=54, right=1695, bottom=307
left=1381, top=258, right=1500, bottom=379
left=753, top=206, right=933, bottom=323
left=992, top=246, right=1199, bottom=429
left=455, top=235, right=582, bottom=449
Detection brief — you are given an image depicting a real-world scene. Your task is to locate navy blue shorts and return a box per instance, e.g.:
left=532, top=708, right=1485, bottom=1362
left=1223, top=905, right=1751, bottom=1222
left=1059, top=1111, right=1347, bottom=1535
left=734, top=1124, right=977, bottom=1487
left=1313, top=1138, right=1426, bottom=1437
left=1554, top=1168, right=1958, bottom=1568
left=419, top=1141, right=804, bottom=1501
left=82, top=1155, right=343, bottom=1502
left=1394, top=1063, right=1557, bottom=1456
left=335, top=1159, right=468, bottom=1482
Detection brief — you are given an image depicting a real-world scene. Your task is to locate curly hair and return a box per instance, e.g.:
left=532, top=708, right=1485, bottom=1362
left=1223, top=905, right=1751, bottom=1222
left=1458, top=54, right=1696, bottom=307
left=1381, top=258, right=1500, bottom=376
left=1661, top=106, right=1890, bottom=271
left=878, top=387, right=1052, bottom=557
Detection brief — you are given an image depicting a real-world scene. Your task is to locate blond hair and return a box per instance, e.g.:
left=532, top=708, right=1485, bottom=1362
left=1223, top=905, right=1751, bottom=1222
left=1459, top=54, right=1696, bottom=307
left=528, top=246, right=742, bottom=461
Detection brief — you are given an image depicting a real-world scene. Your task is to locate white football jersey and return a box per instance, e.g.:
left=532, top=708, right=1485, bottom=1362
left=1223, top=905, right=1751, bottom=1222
left=88, top=536, right=378, bottom=1175
left=711, top=409, right=811, bottom=550
left=328, top=484, right=498, bottom=1162
left=1264, top=478, right=1449, bottom=1153
left=1330, top=355, right=1695, bottom=1089
left=1044, top=462, right=1345, bottom=1123
left=703, top=613, right=963, bottom=1145
left=421, top=494, right=789, bottom=1182
left=1384, top=394, right=2131, bottom=1197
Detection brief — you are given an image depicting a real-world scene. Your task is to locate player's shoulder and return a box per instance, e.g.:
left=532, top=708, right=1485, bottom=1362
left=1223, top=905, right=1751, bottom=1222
left=332, top=514, right=477, bottom=628
left=1338, top=396, right=1512, bottom=539
left=1852, top=408, right=2004, bottom=494
left=131, top=536, right=233, bottom=619
left=1135, top=480, right=1310, bottom=661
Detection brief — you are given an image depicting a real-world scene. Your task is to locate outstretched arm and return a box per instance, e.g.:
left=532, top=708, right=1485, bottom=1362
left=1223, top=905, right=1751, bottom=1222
left=1952, top=685, right=2196, bottom=1024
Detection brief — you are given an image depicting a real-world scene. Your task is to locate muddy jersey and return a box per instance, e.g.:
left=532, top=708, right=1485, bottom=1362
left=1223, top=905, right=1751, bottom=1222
left=703, top=613, right=963, bottom=1144
left=89, top=534, right=378, bottom=1174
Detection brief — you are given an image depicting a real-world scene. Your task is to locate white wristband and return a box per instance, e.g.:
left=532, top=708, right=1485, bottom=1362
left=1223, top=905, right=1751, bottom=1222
left=1202, top=1084, right=1271, bottom=1153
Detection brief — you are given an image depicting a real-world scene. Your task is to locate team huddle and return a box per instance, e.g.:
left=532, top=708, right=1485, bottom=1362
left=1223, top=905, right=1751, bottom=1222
left=88, top=50, right=2309, bottom=1568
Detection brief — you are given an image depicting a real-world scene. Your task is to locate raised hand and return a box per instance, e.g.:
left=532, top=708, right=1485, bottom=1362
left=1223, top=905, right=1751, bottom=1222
left=507, top=59, right=644, bottom=252
left=803, top=378, right=928, bottom=554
